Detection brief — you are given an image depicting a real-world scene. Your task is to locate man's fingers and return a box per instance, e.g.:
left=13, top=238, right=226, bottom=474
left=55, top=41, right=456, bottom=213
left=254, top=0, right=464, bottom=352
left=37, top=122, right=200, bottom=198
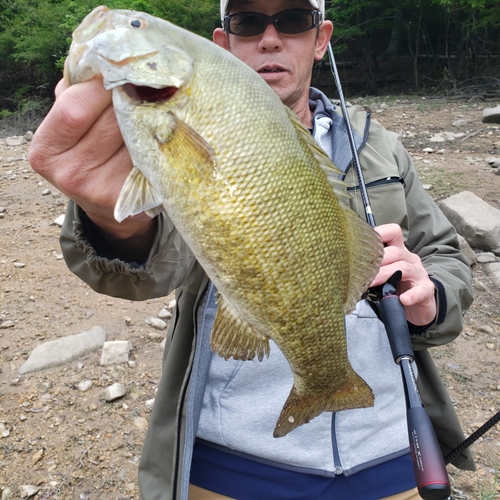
left=374, top=223, right=405, bottom=248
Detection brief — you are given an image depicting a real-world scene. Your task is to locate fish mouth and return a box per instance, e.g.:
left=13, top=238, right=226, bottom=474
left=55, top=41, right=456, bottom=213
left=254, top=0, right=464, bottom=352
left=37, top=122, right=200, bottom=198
left=122, top=83, right=178, bottom=103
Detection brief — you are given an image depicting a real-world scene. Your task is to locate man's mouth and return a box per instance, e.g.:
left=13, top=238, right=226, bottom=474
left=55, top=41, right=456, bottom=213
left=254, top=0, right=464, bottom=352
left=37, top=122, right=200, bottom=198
left=257, top=65, right=286, bottom=74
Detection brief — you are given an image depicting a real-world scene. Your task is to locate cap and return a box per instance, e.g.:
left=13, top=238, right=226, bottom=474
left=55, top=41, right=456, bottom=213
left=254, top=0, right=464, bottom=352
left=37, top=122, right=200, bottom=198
left=220, top=1, right=325, bottom=22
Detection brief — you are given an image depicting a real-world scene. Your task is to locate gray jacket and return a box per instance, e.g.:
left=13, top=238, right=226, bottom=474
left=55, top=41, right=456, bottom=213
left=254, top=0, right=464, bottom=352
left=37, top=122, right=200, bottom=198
left=60, top=89, right=474, bottom=500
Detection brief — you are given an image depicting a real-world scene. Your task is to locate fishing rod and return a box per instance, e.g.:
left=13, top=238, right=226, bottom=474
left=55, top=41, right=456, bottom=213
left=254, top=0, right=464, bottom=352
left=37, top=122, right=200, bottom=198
left=326, top=42, right=452, bottom=500
left=444, top=409, right=500, bottom=465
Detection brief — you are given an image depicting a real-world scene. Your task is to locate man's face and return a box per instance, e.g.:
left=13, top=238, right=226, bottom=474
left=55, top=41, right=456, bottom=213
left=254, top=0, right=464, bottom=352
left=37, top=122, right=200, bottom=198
left=213, top=0, right=332, bottom=116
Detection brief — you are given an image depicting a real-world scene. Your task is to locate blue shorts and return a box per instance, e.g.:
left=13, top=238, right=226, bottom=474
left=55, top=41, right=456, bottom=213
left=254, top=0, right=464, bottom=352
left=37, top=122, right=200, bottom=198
left=190, top=441, right=416, bottom=499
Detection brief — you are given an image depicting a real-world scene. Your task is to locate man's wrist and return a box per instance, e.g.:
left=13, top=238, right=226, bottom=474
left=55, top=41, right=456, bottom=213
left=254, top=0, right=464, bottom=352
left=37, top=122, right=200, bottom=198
left=81, top=210, right=158, bottom=264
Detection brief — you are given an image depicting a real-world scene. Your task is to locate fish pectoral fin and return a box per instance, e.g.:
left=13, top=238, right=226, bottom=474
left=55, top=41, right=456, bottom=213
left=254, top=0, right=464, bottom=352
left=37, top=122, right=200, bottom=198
left=157, top=112, right=217, bottom=182
left=273, top=370, right=374, bottom=438
left=114, top=166, right=164, bottom=223
left=211, top=294, right=270, bottom=362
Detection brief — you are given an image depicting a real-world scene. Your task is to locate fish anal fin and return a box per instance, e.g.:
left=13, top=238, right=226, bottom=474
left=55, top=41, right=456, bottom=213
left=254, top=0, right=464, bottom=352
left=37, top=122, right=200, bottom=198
left=273, top=370, right=374, bottom=438
left=211, top=295, right=270, bottom=362
left=157, top=112, right=216, bottom=182
left=342, top=209, right=384, bottom=314
left=114, top=166, right=164, bottom=222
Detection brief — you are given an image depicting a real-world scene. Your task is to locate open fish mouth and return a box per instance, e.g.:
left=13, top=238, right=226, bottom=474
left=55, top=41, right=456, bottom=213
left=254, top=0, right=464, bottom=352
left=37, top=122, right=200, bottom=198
left=122, top=83, right=178, bottom=103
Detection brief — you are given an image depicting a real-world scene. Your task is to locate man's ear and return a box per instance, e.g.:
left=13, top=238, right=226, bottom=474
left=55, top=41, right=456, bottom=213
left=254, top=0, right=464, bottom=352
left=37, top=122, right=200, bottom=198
left=213, top=28, right=231, bottom=50
left=315, top=21, right=333, bottom=61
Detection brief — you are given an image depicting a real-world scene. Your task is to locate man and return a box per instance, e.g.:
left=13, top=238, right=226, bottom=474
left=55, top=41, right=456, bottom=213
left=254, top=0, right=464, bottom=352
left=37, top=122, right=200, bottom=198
left=28, top=0, right=474, bottom=499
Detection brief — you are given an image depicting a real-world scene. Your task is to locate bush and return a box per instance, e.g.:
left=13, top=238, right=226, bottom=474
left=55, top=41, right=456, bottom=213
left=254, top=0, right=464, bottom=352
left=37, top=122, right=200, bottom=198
left=0, top=98, right=52, bottom=137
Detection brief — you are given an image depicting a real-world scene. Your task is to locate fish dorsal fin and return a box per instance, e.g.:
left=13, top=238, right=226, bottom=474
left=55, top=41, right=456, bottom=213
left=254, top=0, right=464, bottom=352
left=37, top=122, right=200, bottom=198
left=211, top=293, right=270, bottom=362
left=285, top=107, right=351, bottom=207
left=285, top=108, right=383, bottom=314
left=114, top=166, right=164, bottom=222
left=342, top=209, right=384, bottom=314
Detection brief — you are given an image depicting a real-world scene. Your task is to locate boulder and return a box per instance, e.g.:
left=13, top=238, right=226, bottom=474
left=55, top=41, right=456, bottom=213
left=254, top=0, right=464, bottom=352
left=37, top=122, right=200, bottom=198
left=482, top=105, right=500, bottom=124
left=438, top=191, right=500, bottom=254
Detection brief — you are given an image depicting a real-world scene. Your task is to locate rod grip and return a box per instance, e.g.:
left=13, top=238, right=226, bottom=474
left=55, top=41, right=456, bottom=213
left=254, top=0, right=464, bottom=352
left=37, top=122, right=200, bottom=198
left=377, top=271, right=414, bottom=362
left=407, top=406, right=451, bottom=500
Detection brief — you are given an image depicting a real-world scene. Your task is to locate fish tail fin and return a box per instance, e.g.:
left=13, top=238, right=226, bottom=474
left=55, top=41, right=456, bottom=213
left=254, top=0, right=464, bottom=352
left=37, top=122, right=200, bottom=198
left=273, top=371, right=374, bottom=438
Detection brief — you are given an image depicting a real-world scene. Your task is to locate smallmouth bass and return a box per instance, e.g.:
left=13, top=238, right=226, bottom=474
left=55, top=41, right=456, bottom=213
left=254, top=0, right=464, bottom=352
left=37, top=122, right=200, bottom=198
left=65, top=6, right=384, bottom=437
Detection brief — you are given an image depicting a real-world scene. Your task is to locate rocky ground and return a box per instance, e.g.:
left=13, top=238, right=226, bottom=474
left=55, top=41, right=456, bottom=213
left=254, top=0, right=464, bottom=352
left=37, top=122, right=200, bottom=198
left=1, top=95, right=500, bottom=499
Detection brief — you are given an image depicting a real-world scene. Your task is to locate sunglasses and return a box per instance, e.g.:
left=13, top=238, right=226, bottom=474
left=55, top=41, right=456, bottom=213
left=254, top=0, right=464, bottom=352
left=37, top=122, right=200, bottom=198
left=223, top=9, right=322, bottom=37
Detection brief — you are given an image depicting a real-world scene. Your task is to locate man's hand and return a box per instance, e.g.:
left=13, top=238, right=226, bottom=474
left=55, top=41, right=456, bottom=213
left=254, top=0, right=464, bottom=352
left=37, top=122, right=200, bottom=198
left=28, top=78, right=156, bottom=261
left=371, top=224, right=437, bottom=327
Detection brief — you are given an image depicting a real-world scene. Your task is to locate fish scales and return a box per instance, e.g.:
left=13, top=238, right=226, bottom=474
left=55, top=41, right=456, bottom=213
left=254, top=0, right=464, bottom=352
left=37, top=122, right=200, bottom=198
left=66, top=6, right=384, bottom=437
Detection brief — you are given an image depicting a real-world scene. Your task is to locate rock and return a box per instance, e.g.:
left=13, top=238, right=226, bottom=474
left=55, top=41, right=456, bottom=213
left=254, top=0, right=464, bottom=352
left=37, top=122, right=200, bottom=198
left=457, top=234, right=477, bottom=266
left=23, top=131, right=33, bottom=141
left=100, top=340, right=132, bottom=365
left=147, top=332, right=164, bottom=342
left=157, top=308, right=172, bottom=320
left=19, top=326, right=106, bottom=374
left=133, top=416, right=149, bottom=430
left=32, top=448, right=44, bottom=465
left=484, top=262, right=500, bottom=286
left=429, top=135, right=446, bottom=143
left=477, top=252, right=496, bottom=263
left=101, top=382, right=127, bottom=402
left=478, top=325, right=495, bottom=335
left=438, top=191, right=500, bottom=254
left=473, top=278, right=493, bottom=294
left=0, top=422, right=10, bottom=438
left=4, top=136, right=25, bottom=147
left=53, top=214, right=65, bottom=227
left=0, top=320, right=14, bottom=329
left=486, top=157, right=500, bottom=168
left=422, top=147, right=434, bottom=153
left=1, top=486, right=12, bottom=500
left=145, top=317, right=167, bottom=330
left=452, top=119, right=472, bottom=127
left=19, top=485, right=39, bottom=499
left=482, top=105, right=500, bottom=124
left=78, top=380, right=93, bottom=392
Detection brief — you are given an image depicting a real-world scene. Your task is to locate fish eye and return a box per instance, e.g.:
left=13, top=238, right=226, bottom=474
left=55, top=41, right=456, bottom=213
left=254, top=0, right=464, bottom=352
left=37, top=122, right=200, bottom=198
left=130, top=18, right=146, bottom=28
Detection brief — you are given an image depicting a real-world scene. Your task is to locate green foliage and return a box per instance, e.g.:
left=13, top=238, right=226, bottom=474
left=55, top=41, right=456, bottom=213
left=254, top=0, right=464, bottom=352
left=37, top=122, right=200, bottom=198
left=148, top=0, right=220, bottom=39
left=0, top=0, right=220, bottom=113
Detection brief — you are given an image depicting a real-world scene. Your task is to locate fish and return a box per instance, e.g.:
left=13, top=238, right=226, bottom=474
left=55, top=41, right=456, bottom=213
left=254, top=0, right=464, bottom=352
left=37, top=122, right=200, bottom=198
left=65, top=6, right=384, bottom=437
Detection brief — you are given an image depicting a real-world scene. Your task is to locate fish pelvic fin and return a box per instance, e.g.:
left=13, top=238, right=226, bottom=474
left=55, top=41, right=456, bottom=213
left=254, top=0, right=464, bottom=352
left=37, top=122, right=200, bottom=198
left=342, top=209, right=384, bottom=314
left=211, top=294, right=270, bottom=361
left=114, top=167, right=164, bottom=222
left=273, top=371, right=374, bottom=438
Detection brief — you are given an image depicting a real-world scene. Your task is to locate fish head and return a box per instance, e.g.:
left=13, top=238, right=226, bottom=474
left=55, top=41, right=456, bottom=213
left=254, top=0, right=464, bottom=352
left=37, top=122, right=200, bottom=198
left=65, top=6, right=193, bottom=99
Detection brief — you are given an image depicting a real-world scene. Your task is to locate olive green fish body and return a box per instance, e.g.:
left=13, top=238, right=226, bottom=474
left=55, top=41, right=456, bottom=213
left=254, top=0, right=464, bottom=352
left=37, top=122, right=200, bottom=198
left=66, top=6, right=384, bottom=437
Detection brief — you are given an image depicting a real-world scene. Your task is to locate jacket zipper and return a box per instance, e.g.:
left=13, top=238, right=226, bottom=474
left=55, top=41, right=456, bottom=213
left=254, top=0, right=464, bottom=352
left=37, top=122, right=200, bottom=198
left=331, top=413, right=344, bottom=475
left=172, top=279, right=210, bottom=500
left=347, top=176, right=406, bottom=192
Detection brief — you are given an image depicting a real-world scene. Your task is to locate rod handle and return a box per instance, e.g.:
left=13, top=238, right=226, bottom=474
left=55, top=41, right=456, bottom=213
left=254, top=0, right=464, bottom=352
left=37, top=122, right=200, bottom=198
left=407, top=406, right=451, bottom=499
left=377, top=271, right=414, bottom=363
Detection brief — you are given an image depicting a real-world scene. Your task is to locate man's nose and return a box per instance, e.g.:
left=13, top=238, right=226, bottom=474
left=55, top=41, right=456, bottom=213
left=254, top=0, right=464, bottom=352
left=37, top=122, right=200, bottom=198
left=258, top=22, right=283, bottom=51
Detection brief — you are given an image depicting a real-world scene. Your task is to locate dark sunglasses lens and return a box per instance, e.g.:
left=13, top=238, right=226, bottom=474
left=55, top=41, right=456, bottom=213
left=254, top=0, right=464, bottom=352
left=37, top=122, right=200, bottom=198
left=277, top=10, right=313, bottom=34
left=229, top=13, right=266, bottom=36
